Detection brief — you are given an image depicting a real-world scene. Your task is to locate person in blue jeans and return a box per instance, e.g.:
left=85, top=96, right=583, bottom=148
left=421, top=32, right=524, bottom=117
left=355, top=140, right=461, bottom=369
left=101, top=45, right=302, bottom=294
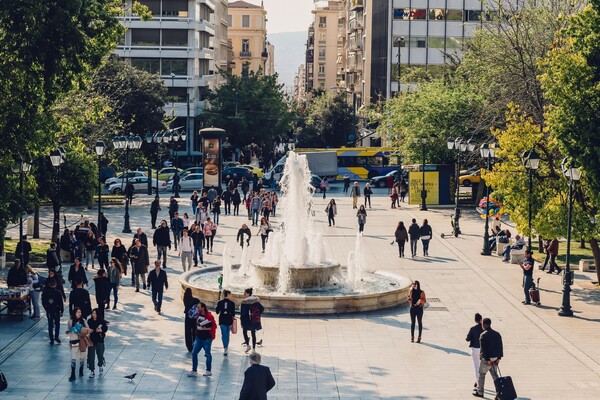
left=41, top=278, right=64, bottom=345
left=519, top=250, right=535, bottom=305
left=188, top=303, right=216, bottom=377
left=191, top=224, right=204, bottom=266
left=250, top=193, right=262, bottom=226
left=215, top=290, right=236, bottom=356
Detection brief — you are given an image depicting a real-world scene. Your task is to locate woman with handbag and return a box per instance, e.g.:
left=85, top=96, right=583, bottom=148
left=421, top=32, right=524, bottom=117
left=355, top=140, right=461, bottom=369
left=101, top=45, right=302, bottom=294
left=87, top=308, right=108, bottom=378
left=257, top=217, right=272, bottom=253
left=110, top=238, right=129, bottom=278
left=408, top=281, right=426, bottom=343
left=419, top=219, right=433, bottom=256
left=203, top=217, right=217, bottom=254
left=66, top=307, right=90, bottom=381
left=215, top=290, right=236, bottom=356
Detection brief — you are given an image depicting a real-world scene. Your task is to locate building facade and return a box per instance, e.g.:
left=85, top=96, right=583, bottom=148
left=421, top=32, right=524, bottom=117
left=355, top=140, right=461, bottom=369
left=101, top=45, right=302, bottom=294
left=115, top=0, right=228, bottom=162
left=228, top=0, right=273, bottom=76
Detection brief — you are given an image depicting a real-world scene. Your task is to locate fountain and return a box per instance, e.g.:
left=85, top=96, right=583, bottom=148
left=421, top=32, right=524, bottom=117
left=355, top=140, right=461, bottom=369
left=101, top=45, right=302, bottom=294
left=180, top=152, right=411, bottom=314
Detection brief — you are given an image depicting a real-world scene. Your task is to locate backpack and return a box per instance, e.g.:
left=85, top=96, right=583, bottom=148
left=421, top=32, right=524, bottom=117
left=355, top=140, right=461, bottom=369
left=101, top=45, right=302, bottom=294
left=33, top=275, right=46, bottom=290
left=187, top=304, right=199, bottom=320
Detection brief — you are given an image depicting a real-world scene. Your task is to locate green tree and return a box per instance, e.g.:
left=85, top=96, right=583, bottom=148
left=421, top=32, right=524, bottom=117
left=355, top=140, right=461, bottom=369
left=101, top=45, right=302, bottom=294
left=297, top=91, right=354, bottom=148
left=205, top=70, right=295, bottom=154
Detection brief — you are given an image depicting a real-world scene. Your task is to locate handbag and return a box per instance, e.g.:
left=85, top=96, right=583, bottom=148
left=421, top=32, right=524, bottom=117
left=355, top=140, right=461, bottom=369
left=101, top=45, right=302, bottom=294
left=231, top=317, right=238, bottom=334
left=78, top=335, right=93, bottom=352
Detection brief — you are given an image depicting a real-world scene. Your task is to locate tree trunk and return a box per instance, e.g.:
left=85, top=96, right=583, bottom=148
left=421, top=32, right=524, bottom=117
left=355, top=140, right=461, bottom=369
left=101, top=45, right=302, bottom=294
left=0, top=224, right=5, bottom=256
left=590, top=238, right=600, bottom=284
left=538, top=236, right=544, bottom=253
left=580, top=238, right=586, bottom=249
left=52, top=200, right=61, bottom=244
left=33, top=204, right=40, bottom=239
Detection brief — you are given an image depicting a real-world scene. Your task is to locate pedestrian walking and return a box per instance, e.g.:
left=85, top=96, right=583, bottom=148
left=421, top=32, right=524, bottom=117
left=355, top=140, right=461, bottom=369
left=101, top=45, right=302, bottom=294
left=107, top=258, right=123, bottom=310
left=147, top=260, right=168, bottom=314
left=84, top=230, right=98, bottom=270
left=356, top=205, right=367, bottom=233
left=394, top=221, right=409, bottom=257
left=48, top=268, right=66, bottom=302
left=518, top=250, right=535, bottom=305
left=96, top=237, right=109, bottom=270
left=239, top=352, right=276, bottom=400
left=66, top=307, right=90, bottom=381
left=125, top=181, right=134, bottom=204
left=343, top=174, right=350, bottom=193
left=237, top=223, right=252, bottom=248
left=257, top=218, right=272, bottom=253
left=179, top=229, right=194, bottom=272
left=68, top=258, right=88, bottom=288
left=86, top=308, right=108, bottom=378
left=183, top=288, right=201, bottom=352
left=171, top=212, right=184, bottom=252
left=42, top=278, right=63, bottom=345
left=130, top=239, right=150, bottom=292
left=25, top=265, right=41, bottom=320
left=363, top=183, right=372, bottom=208
left=241, top=178, right=250, bottom=200
left=188, top=302, right=217, bottom=377
left=262, top=194, right=272, bottom=221
left=207, top=186, right=218, bottom=211
left=400, top=179, right=408, bottom=203
left=195, top=205, right=209, bottom=227
left=212, top=196, right=222, bottom=225
left=232, top=188, right=242, bottom=216
left=98, top=212, right=109, bottom=238
left=190, top=191, right=200, bottom=217
left=191, top=224, right=204, bottom=267
left=473, top=318, right=503, bottom=398
left=133, top=227, right=149, bottom=247
left=387, top=174, right=394, bottom=194
left=420, top=219, right=433, bottom=256
left=150, top=195, right=161, bottom=229
left=168, top=196, right=179, bottom=221
left=111, top=238, right=129, bottom=279
left=46, top=242, right=60, bottom=271
left=203, top=218, right=217, bottom=254
left=250, top=193, right=262, bottom=226
left=182, top=212, right=192, bottom=230
left=60, top=229, right=72, bottom=263
left=240, top=288, right=264, bottom=353
left=325, top=199, right=337, bottom=226
left=390, top=187, right=399, bottom=208
left=69, top=279, right=92, bottom=319
left=215, top=290, right=236, bottom=356
left=222, top=189, right=232, bottom=215
left=466, top=313, right=484, bottom=389
left=350, top=182, right=361, bottom=209
left=408, top=219, right=421, bottom=258
left=91, top=269, right=110, bottom=319
left=153, top=220, right=172, bottom=269
left=320, top=177, right=328, bottom=199
left=542, top=238, right=561, bottom=274
left=408, top=280, right=426, bottom=343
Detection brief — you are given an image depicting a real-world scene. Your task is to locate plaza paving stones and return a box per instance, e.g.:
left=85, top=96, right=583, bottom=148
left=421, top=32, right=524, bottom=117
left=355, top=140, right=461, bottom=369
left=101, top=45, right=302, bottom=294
left=2, top=186, right=600, bottom=399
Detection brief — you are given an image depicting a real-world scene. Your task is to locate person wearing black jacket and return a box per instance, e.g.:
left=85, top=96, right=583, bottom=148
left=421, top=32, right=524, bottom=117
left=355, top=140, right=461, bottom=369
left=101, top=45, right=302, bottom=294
left=408, top=219, right=421, bottom=258
left=474, top=318, right=503, bottom=398
left=96, top=237, right=110, bottom=270
left=150, top=195, right=161, bottom=229
left=222, top=189, right=232, bottom=215
left=92, top=269, right=110, bottom=319
left=69, top=280, right=92, bottom=319
left=215, top=290, right=236, bottom=355
left=237, top=224, right=252, bottom=248
left=68, top=258, right=88, bottom=288
left=42, top=278, right=64, bottom=345
left=130, top=239, right=150, bottom=292
left=7, top=260, right=27, bottom=287
left=60, top=229, right=72, bottom=263
left=239, top=352, right=276, bottom=400
left=46, top=242, right=61, bottom=271
left=191, top=224, right=204, bottom=267
left=132, top=228, right=149, bottom=247
left=466, top=313, right=484, bottom=388
left=232, top=188, right=242, bottom=216
left=111, top=238, right=129, bottom=276
left=15, top=236, right=32, bottom=266
left=183, top=288, right=201, bottom=352
left=147, top=260, right=168, bottom=314
left=420, top=219, right=433, bottom=256
left=240, top=288, right=264, bottom=353
left=86, top=308, right=108, bottom=378
left=153, top=220, right=171, bottom=269
left=168, top=196, right=179, bottom=220
left=48, top=268, right=66, bottom=301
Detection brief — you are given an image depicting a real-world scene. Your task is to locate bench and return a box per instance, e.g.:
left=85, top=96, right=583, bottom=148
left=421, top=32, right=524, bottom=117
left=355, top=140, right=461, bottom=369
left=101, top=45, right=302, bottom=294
left=578, top=259, right=596, bottom=272
left=496, top=239, right=510, bottom=257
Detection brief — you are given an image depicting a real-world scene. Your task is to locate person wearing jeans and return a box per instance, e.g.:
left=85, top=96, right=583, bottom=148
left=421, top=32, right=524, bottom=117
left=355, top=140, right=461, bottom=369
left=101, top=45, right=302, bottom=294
left=215, top=290, right=236, bottom=355
left=191, top=225, right=204, bottom=266
left=408, top=219, right=421, bottom=258
left=408, top=281, right=426, bottom=343
left=466, top=313, right=484, bottom=389
left=41, top=278, right=64, bottom=345
left=147, top=260, right=168, bottom=314
left=419, top=219, right=433, bottom=256
left=171, top=213, right=184, bottom=252
left=474, top=318, right=503, bottom=398
left=107, top=258, right=122, bottom=310
left=153, top=220, right=171, bottom=269
left=180, top=229, right=194, bottom=272
left=250, top=194, right=262, bottom=226
left=189, top=303, right=216, bottom=377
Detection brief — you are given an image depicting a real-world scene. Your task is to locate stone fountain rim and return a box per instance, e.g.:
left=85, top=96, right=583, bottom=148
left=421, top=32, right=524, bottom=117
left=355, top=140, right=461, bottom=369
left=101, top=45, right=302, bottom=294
left=251, top=261, right=341, bottom=271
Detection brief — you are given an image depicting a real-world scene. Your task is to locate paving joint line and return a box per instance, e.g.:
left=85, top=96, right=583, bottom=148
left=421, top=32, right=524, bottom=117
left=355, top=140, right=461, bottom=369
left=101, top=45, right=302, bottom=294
left=0, top=318, right=45, bottom=365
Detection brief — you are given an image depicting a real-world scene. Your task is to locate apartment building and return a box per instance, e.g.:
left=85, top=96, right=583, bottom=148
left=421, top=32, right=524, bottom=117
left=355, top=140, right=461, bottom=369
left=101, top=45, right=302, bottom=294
left=293, top=64, right=307, bottom=105
left=115, top=0, right=228, bottom=161
left=228, top=0, right=273, bottom=76
left=337, top=0, right=365, bottom=109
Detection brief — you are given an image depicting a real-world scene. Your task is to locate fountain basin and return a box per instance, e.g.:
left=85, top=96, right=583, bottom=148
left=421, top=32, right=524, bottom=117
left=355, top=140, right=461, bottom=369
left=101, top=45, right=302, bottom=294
left=180, top=266, right=411, bottom=315
left=252, top=262, right=341, bottom=289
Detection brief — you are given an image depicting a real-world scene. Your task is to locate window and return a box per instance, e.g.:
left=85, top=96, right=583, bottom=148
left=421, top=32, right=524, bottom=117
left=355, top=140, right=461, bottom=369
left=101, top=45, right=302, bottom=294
left=466, top=10, right=482, bottom=22
left=429, top=9, right=445, bottom=20
left=241, top=39, right=250, bottom=53
left=131, top=29, right=160, bottom=46
left=319, top=32, right=326, bottom=43
left=393, top=9, right=406, bottom=19
left=161, top=59, right=187, bottom=75
left=162, top=0, right=188, bottom=17
left=227, top=14, right=232, bottom=26
left=162, top=29, right=188, bottom=46
left=446, top=10, right=463, bottom=21
left=131, top=58, right=160, bottom=74
left=397, top=9, right=426, bottom=20
left=318, top=64, right=325, bottom=75
left=166, top=87, right=187, bottom=103
left=428, top=37, right=445, bottom=48
left=318, top=48, right=326, bottom=60
left=407, top=36, right=427, bottom=48
left=446, top=37, right=463, bottom=48
left=319, top=16, right=327, bottom=27
left=242, top=65, right=249, bottom=77
left=139, top=0, right=160, bottom=15
left=242, top=15, right=250, bottom=27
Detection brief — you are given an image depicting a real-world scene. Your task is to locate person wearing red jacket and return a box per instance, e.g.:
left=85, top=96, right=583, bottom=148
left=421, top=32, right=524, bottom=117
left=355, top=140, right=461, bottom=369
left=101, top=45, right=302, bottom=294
left=188, top=302, right=217, bottom=377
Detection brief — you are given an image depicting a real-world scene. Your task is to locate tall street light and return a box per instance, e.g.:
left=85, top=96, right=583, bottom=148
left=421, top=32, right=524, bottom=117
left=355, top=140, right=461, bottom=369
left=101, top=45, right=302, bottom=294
left=420, top=136, right=429, bottom=211
left=480, top=143, right=496, bottom=256
left=12, top=160, right=31, bottom=265
left=558, top=158, right=581, bottom=317
left=395, top=36, right=405, bottom=94
left=521, top=149, right=540, bottom=251
left=447, top=137, right=475, bottom=236
left=171, top=128, right=187, bottom=198
left=112, top=134, right=142, bottom=233
left=49, top=150, right=64, bottom=244
left=95, top=141, right=106, bottom=237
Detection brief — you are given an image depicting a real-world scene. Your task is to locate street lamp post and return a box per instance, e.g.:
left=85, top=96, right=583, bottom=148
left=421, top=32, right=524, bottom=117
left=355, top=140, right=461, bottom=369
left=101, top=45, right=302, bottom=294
left=170, top=72, right=176, bottom=117
left=558, top=158, right=581, bottom=317
left=447, top=137, right=475, bottom=236
left=95, top=141, right=106, bottom=236
left=395, top=37, right=405, bottom=94
left=12, top=160, right=32, bottom=265
left=521, top=149, right=540, bottom=251
left=420, top=137, right=428, bottom=211
left=49, top=150, right=64, bottom=244
left=480, top=143, right=496, bottom=256
left=113, top=134, right=142, bottom=233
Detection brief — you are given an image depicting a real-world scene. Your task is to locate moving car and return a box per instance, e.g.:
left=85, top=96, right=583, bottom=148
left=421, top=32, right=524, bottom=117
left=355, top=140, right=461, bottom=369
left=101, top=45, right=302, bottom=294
left=157, top=167, right=184, bottom=181
left=107, top=176, right=166, bottom=194
left=166, top=173, right=204, bottom=192
left=104, top=171, right=147, bottom=186
left=309, top=175, right=323, bottom=193
left=222, top=167, right=253, bottom=182
left=459, top=169, right=481, bottom=186
left=223, top=161, right=241, bottom=169
left=370, top=170, right=399, bottom=188
left=240, top=164, right=264, bottom=178
left=167, top=167, right=203, bottom=182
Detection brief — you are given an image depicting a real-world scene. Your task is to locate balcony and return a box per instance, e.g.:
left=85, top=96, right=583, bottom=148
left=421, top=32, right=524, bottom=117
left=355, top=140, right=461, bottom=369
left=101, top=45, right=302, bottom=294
left=348, top=18, right=363, bottom=32
left=239, top=51, right=251, bottom=58
left=350, top=0, right=364, bottom=11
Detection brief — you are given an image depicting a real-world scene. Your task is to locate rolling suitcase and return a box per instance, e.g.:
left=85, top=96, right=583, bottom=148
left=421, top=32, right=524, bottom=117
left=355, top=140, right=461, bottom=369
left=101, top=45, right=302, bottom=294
left=494, top=366, right=517, bottom=400
left=529, top=277, right=541, bottom=306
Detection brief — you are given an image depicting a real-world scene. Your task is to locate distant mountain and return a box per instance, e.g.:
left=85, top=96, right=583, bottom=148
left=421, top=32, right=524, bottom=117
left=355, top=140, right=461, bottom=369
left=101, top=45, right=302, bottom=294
left=268, top=31, right=307, bottom=94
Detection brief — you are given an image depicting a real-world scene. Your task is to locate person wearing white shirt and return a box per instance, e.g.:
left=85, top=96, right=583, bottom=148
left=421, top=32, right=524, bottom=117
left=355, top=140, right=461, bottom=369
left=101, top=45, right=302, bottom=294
left=179, top=229, right=194, bottom=272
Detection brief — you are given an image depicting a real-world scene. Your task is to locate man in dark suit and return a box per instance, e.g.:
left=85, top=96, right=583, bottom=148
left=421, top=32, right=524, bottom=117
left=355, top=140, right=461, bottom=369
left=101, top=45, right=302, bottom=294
left=239, top=352, right=275, bottom=400
left=130, top=239, right=150, bottom=292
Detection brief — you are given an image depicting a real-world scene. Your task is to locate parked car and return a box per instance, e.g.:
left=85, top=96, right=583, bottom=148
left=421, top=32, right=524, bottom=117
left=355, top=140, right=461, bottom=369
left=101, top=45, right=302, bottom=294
left=167, top=167, right=203, bottom=182
left=370, top=170, right=398, bottom=188
left=105, top=171, right=147, bottom=186
left=166, top=173, right=204, bottom=192
left=240, top=164, right=264, bottom=178
left=459, top=169, right=481, bottom=186
left=223, top=161, right=241, bottom=169
left=222, top=167, right=253, bottom=182
left=107, top=176, right=166, bottom=194
left=309, top=175, right=323, bottom=193
left=157, top=167, right=184, bottom=181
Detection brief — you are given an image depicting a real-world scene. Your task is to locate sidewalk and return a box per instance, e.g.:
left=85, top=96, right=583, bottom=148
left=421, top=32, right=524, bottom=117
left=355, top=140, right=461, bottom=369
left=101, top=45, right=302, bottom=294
left=0, top=191, right=599, bottom=399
